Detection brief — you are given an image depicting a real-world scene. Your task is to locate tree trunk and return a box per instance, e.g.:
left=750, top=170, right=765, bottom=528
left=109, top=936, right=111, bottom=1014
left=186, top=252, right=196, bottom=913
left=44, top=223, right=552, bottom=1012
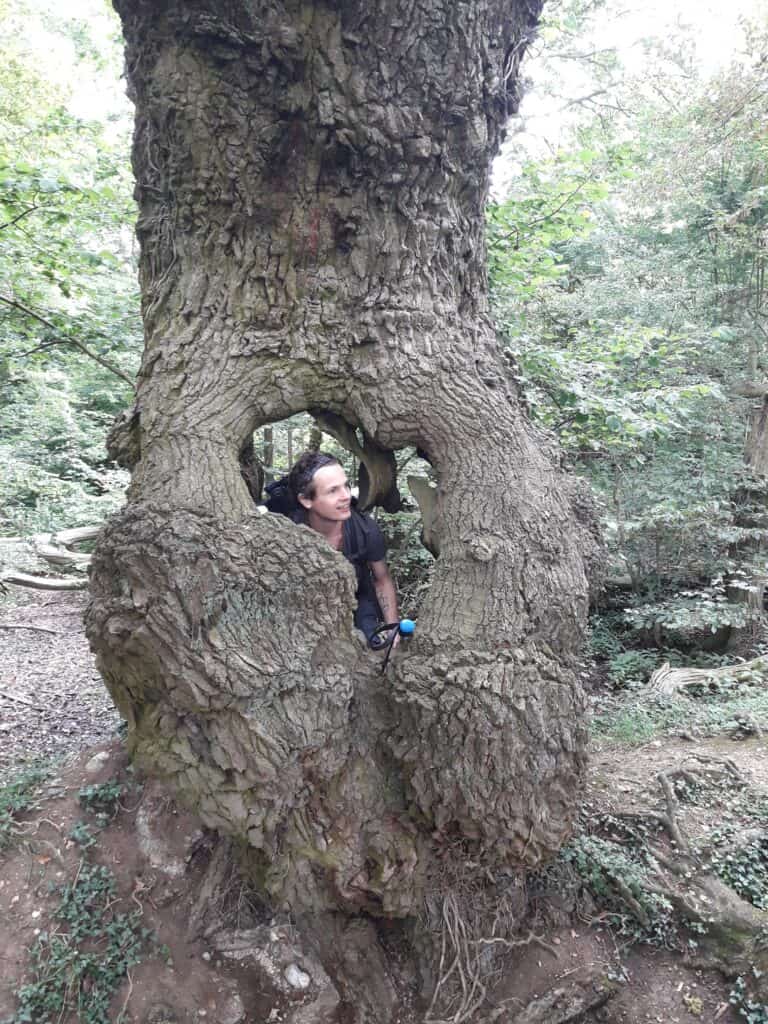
left=725, top=398, right=768, bottom=649
left=747, top=397, right=768, bottom=476
left=308, top=423, right=323, bottom=452
left=262, top=425, right=274, bottom=481
left=86, top=0, right=595, bottom=921
left=237, top=437, right=264, bottom=504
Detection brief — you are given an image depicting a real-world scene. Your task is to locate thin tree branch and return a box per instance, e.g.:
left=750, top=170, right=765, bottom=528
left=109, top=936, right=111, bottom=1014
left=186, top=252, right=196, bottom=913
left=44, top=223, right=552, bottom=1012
left=0, top=204, right=39, bottom=231
left=0, top=689, right=47, bottom=711
left=0, top=295, right=136, bottom=390
left=494, top=179, right=595, bottom=247
left=0, top=624, right=60, bottom=635
left=523, top=179, right=595, bottom=231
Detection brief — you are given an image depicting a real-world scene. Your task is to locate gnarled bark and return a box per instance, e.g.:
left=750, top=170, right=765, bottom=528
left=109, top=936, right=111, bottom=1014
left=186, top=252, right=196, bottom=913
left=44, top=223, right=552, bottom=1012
left=86, top=0, right=593, bottom=919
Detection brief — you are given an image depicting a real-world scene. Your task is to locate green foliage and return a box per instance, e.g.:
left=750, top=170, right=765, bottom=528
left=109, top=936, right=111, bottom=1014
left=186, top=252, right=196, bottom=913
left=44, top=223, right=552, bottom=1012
left=5, top=758, right=153, bottom=1024
left=592, top=679, right=768, bottom=746
left=606, top=649, right=657, bottom=689
left=0, top=0, right=138, bottom=537
left=737, top=794, right=768, bottom=828
left=490, top=6, right=768, bottom=650
left=704, top=826, right=768, bottom=910
left=377, top=508, right=435, bottom=618
left=487, top=148, right=611, bottom=314
left=0, top=763, right=49, bottom=851
left=78, top=779, right=124, bottom=818
left=730, top=975, right=768, bottom=1023
left=591, top=703, right=662, bottom=745
left=0, top=364, right=129, bottom=533
left=68, top=820, right=97, bottom=849
left=624, top=578, right=753, bottom=642
left=7, top=862, right=152, bottom=1024
left=560, top=831, right=676, bottom=946
left=587, top=614, right=625, bottom=659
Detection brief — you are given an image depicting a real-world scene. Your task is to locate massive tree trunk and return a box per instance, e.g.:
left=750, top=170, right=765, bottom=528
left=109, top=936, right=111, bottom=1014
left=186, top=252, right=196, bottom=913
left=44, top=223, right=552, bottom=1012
left=86, top=0, right=594, bottom=921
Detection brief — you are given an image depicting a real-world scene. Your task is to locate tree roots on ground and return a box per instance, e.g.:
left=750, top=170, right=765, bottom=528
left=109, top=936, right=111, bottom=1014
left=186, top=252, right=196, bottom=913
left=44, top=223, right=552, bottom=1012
left=570, top=759, right=768, bottom=1004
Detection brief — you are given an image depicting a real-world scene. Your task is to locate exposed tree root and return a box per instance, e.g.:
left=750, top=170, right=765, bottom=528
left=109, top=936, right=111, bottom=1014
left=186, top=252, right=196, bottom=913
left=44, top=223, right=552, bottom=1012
left=186, top=833, right=268, bottom=942
left=425, top=891, right=488, bottom=1024
left=32, top=531, right=94, bottom=568
left=1, top=525, right=99, bottom=590
left=421, top=856, right=557, bottom=1024
left=585, top=763, right=768, bottom=1000
left=501, top=967, right=614, bottom=1024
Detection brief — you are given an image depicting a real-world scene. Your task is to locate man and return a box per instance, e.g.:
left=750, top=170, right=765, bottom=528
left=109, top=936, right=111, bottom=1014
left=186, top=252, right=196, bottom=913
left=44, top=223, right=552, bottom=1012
left=287, top=451, right=399, bottom=649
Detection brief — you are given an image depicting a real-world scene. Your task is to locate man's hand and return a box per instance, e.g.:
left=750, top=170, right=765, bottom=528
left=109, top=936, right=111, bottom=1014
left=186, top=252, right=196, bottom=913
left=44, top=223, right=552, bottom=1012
left=369, top=624, right=400, bottom=651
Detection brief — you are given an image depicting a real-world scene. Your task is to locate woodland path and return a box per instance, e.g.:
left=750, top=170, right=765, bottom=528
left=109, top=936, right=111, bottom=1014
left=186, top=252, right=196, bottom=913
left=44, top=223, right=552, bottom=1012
left=0, top=590, right=120, bottom=779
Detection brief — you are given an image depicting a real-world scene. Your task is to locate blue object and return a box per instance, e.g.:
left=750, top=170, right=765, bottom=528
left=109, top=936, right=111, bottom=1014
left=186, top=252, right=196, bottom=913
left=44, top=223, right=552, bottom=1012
left=374, top=618, right=417, bottom=673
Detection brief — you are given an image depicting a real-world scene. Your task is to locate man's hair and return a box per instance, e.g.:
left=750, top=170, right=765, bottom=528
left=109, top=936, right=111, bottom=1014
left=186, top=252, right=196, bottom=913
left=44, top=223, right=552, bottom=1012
left=288, top=451, right=341, bottom=501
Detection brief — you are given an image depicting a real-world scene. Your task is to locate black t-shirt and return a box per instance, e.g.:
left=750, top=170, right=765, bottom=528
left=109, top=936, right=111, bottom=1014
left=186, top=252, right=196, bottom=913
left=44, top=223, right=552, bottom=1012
left=342, top=509, right=386, bottom=599
left=292, top=507, right=386, bottom=598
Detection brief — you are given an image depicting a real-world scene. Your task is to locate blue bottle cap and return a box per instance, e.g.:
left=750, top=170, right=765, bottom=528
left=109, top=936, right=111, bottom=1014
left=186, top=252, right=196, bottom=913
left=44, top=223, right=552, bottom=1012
left=399, top=618, right=416, bottom=635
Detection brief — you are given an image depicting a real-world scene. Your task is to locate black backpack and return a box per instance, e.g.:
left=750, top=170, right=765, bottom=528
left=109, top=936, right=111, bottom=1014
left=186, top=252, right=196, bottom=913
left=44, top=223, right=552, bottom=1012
left=264, top=476, right=296, bottom=516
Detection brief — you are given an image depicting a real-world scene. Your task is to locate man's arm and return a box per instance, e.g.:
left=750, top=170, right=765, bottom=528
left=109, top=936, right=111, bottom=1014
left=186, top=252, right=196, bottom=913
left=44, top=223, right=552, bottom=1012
left=370, top=559, right=399, bottom=624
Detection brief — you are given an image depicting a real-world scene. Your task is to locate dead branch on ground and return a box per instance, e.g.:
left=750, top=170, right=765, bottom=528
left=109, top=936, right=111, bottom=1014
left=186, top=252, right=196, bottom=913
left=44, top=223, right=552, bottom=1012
left=646, top=657, right=768, bottom=698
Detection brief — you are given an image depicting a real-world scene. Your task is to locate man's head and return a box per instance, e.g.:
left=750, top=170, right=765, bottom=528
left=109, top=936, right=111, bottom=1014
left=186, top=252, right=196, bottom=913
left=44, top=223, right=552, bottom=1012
left=289, top=451, right=352, bottom=524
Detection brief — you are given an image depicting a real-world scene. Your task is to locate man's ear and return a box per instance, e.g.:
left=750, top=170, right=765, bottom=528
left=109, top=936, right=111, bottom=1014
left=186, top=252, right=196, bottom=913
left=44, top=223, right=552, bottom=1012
left=297, top=493, right=312, bottom=510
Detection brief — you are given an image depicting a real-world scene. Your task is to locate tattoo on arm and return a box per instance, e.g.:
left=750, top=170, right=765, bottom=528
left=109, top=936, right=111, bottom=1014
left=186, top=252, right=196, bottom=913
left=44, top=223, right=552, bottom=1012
left=372, top=562, right=398, bottom=623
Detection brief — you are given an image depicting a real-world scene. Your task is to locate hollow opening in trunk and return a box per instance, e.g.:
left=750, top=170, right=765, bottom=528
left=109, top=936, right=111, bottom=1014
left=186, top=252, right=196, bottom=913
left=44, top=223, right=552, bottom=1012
left=239, top=411, right=438, bottom=619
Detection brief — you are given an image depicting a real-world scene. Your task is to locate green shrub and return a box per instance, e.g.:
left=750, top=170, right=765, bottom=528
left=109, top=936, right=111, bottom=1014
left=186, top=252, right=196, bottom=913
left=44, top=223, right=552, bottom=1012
left=0, top=764, right=49, bottom=851
left=78, top=780, right=124, bottom=818
left=377, top=508, right=435, bottom=617
left=607, top=649, right=658, bottom=688
left=705, top=826, right=768, bottom=909
left=561, top=834, right=676, bottom=946
left=588, top=615, right=625, bottom=659
left=730, top=974, right=768, bottom=1023
left=9, top=863, right=152, bottom=1024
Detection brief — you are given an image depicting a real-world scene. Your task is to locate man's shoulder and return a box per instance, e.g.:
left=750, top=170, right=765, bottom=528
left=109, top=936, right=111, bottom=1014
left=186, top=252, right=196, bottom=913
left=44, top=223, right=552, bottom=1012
left=350, top=507, right=381, bottom=533
left=347, top=507, right=386, bottom=559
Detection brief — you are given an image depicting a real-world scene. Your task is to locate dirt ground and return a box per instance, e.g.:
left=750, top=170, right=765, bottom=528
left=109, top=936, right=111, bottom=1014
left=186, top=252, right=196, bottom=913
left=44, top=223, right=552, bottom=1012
left=0, top=743, right=256, bottom=1024
left=0, top=591, right=759, bottom=1023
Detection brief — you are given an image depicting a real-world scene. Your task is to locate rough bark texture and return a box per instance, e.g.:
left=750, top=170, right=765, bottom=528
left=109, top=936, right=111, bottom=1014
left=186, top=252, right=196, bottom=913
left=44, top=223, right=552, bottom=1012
left=87, top=0, right=592, bottom=919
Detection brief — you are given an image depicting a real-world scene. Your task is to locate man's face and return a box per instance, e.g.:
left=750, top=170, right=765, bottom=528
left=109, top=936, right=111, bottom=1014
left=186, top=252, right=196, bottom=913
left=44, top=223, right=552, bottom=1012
left=299, top=464, right=352, bottom=523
